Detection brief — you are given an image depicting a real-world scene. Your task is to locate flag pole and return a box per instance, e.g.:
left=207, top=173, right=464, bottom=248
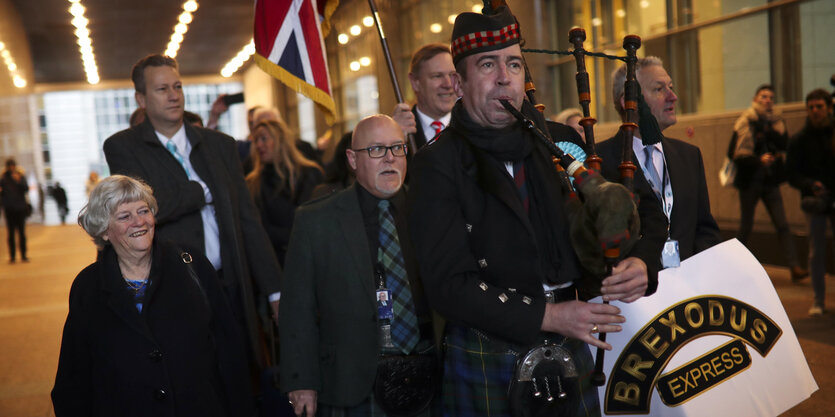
left=367, top=0, right=418, bottom=153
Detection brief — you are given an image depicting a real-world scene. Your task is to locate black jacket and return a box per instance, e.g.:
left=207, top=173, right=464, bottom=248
left=787, top=119, right=835, bottom=198
left=52, top=240, right=254, bottom=417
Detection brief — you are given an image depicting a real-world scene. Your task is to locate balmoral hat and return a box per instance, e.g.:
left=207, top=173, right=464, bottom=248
left=450, top=6, right=520, bottom=66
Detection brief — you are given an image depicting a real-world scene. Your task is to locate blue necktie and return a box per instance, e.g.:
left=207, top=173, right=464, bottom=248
left=643, top=146, right=663, bottom=202
left=165, top=140, right=191, bottom=177
left=377, top=199, right=419, bottom=354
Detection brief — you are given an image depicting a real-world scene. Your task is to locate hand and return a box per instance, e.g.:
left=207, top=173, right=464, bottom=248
left=540, top=301, right=624, bottom=350
left=601, top=257, right=648, bottom=303
left=270, top=299, right=280, bottom=324
left=288, top=389, right=317, bottom=417
left=391, top=103, right=416, bottom=135
left=206, top=94, right=229, bottom=129
left=760, top=152, right=775, bottom=167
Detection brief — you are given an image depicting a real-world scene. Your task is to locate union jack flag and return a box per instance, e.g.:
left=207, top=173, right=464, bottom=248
left=254, top=0, right=338, bottom=123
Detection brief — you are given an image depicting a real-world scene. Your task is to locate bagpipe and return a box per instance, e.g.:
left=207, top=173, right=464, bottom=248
left=477, top=1, right=646, bottom=414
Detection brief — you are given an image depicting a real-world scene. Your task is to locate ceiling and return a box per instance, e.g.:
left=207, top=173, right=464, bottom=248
left=12, top=0, right=256, bottom=85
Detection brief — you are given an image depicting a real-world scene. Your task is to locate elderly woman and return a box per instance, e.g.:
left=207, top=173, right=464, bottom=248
left=51, top=175, right=253, bottom=417
left=246, top=118, right=323, bottom=266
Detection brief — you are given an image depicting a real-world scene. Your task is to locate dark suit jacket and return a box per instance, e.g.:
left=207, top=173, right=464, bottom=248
left=51, top=240, right=253, bottom=417
left=408, top=124, right=582, bottom=347
left=597, top=132, right=720, bottom=293
left=412, top=106, right=430, bottom=150
left=103, top=119, right=282, bottom=365
left=279, top=184, right=430, bottom=406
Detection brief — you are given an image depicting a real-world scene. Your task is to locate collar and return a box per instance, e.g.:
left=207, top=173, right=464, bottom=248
left=154, top=123, right=188, bottom=153
left=631, top=135, right=663, bottom=154
left=415, top=106, right=451, bottom=140
left=356, top=183, right=406, bottom=217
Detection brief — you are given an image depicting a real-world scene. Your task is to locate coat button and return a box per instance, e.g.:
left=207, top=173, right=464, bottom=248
left=148, top=349, right=163, bottom=362
left=498, top=293, right=508, bottom=303
left=154, top=389, right=167, bottom=400
left=478, top=259, right=488, bottom=268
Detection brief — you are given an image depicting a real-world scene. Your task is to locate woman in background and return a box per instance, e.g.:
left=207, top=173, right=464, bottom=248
left=246, top=119, right=323, bottom=266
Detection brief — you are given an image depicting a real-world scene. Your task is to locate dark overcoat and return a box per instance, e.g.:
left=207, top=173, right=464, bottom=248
left=407, top=121, right=584, bottom=347
left=279, top=185, right=429, bottom=406
left=103, top=119, right=281, bottom=364
left=51, top=240, right=254, bottom=417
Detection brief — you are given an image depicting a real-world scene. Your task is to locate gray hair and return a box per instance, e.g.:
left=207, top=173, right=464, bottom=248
left=552, top=108, right=583, bottom=124
left=611, top=56, right=664, bottom=119
left=78, top=175, right=158, bottom=249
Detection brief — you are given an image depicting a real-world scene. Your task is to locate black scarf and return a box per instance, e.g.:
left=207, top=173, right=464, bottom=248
left=449, top=100, right=534, bottom=161
left=450, top=100, right=580, bottom=285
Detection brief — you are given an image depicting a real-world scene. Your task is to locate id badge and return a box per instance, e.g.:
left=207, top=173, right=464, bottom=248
left=376, top=289, right=393, bottom=320
left=661, top=238, right=680, bottom=268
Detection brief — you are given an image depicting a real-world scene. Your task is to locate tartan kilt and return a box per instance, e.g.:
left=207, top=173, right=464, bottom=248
left=442, top=324, right=600, bottom=417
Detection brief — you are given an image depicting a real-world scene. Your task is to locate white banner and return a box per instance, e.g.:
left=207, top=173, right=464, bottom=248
left=593, top=239, right=817, bottom=416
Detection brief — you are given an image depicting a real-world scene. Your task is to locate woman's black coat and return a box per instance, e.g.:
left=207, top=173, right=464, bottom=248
left=51, top=239, right=254, bottom=417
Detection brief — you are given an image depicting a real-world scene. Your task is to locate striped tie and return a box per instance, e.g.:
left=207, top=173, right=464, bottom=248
left=165, top=140, right=191, bottom=177
left=643, top=146, right=663, bottom=202
left=428, top=120, right=443, bottom=145
left=377, top=199, right=419, bottom=354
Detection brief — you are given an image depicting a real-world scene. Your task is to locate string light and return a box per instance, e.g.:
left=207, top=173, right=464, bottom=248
left=0, top=42, right=25, bottom=87
left=220, top=39, right=255, bottom=77
left=67, top=0, right=98, bottom=84
left=165, top=1, right=199, bottom=58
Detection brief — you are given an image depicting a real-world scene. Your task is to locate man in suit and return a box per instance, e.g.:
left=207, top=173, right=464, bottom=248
left=597, top=56, right=720, bottom=294
left=103, top=54, right=282, bottom=370
left=408, top=7, right=647, bottom=415
left=392, top=43, right=457, bottom=150
left=280, top=115, right=435, bottom=416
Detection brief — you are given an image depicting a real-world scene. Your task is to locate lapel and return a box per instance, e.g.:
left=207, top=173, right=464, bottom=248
left=99, top=247, right=154, bottom=341
left=470, top=145, right=535, bottom=238
left=183, top=125, right=218, bottom=192
left=334, top=184, right=377, bottom=309
left=411, top=106, right=428, bottom=149
left=138, top=120, right=190, bottom=179
left=660, top=137, right=683, bottom=225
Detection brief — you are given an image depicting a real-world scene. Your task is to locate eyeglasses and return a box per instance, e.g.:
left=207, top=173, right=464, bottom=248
left=352, top=143, right=408, bottom=158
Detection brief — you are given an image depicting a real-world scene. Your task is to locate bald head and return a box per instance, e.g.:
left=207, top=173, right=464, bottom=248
left=348, top=115, right=408, bottom=198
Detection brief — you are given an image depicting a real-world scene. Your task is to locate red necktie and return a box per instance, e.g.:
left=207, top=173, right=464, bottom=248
left=429, top=121, right=443, bottom=145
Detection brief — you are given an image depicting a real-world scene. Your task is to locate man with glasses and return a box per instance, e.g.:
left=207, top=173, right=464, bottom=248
left=280, top=115, right=437, bottom=416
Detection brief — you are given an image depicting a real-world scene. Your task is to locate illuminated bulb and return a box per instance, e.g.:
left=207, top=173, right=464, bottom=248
left=349, top=25, right=361, bottom=36
left=79, top=44, right=93, bottom=55
left=13, top=75, right=26, bottom=88
left=359, top=56, right=371, bottom=66
left=171, top=33, right=184, bottom=43
left=430, top=23, right=442, bottom=33
left=175, top=23, right=188, bottom=34
left=183, top=0, right=198, bottom=13
left=592, top=17, right=602, bottom=26
left=471, top=5, right=482, bottom=13
left=167, top=50, right=178, bottom=58
left=338, top=33, right=349, bottom=44
left=640, top=0, right=650, bottom=8
left=243, top=40, right=255, bottom=55
left=8, top=63, right=16, bottom=71
left=0, top=42, right=4, bottom=50
left=1, top=50, right=9, bottom=59
left=221, top=68, right=233, bottom=77
left=349, top=61, right=360, bottom=71
left=448, top=15, right=457, bottom=24
left=363, top=16, right=374, bottom=27
left=75, top=27, right=89, bottom=38
left=179, top=12, right=193, bottom=24
left=69, top=3, right=85, bottom=17
left=87, top=74, right=99, bottom=84
left=67, top=0, right=80, bottom=3
left=71, top=16, right=88, bottom=28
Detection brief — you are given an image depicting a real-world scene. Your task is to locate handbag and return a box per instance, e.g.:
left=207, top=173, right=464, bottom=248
left=718, top=157, right=736, bottom=188
left=507, top=340, right=580, bottom=417
left=373, top=354, right=437, bottom=417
